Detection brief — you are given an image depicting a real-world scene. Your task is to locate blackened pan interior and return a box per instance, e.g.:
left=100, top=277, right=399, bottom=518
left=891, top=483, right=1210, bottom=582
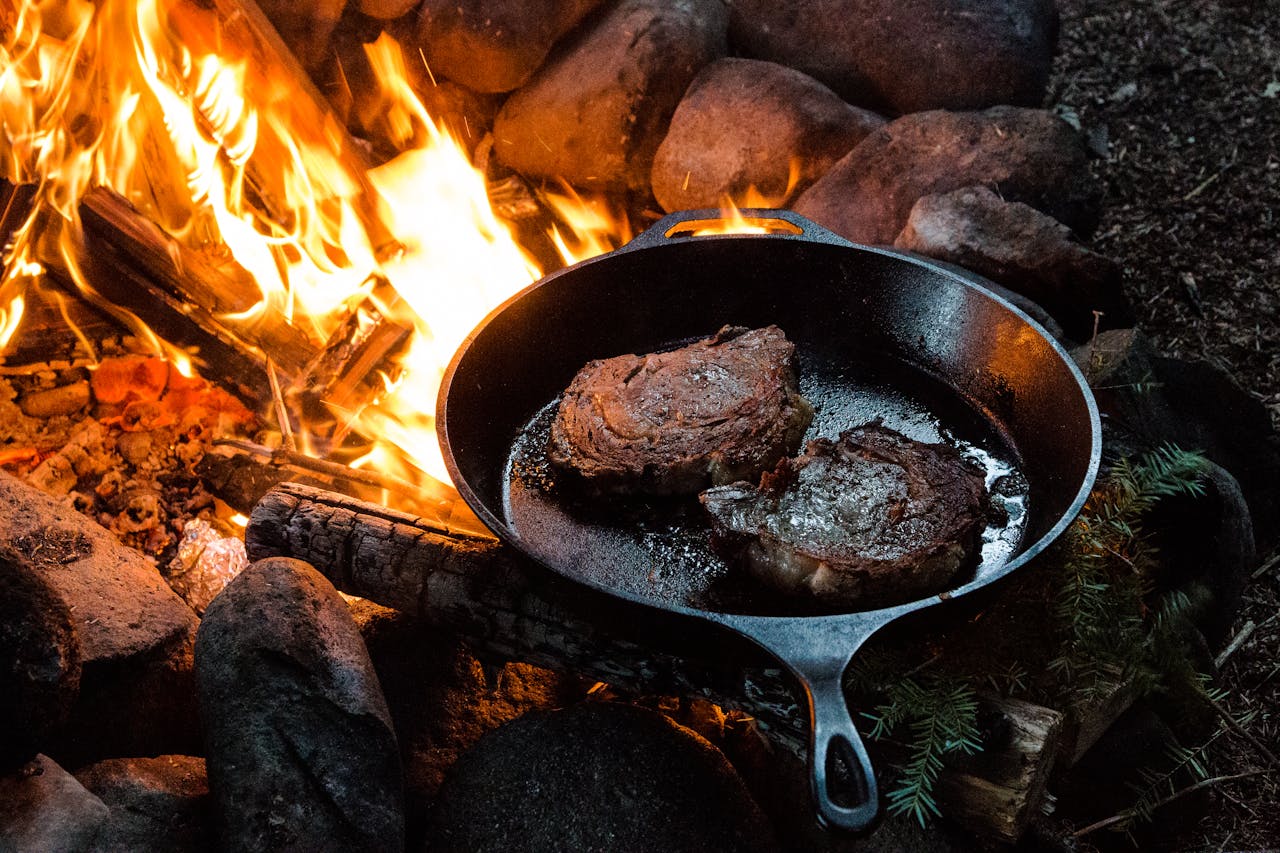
left=439, top=234, right=1098, bottom=618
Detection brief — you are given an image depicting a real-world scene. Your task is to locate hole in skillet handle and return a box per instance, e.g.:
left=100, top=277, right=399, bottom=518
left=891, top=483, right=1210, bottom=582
left=664, top=215, right=803, bottom=238
left=619, top=208, right=853, bottom=252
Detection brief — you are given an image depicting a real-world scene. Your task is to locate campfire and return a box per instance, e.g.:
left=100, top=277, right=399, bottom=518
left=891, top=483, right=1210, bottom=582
left=4, top=0, right=1275, bottom=850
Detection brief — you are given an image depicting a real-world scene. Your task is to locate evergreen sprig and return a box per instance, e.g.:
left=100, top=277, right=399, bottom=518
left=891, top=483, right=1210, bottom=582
left=1045, top=444, right=1211, bottom=702
left=1109, top=708, right=1253, bottom=834
left=853, top=662, right=983, bottom=826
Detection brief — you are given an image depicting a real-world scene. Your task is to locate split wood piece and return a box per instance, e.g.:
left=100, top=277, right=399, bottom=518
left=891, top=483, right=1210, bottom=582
left=80, top=189, right=413, bottom=422
left=934, top=697, right=1064, bottom=843
left=1058, top=672, right=1138, bottom=767
left=205, top=442, right=489, bottom=537
left=0, top=181, right=121, bottom=365
left=247, top=480, right=1063, bottom=842
left=75, top=189, right=312, bottom=402
left=289, top=281, right=413, bottom=428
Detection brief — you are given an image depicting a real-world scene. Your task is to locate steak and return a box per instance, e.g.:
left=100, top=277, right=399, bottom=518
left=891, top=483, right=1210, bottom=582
left=547, top=325, right=813, bottom=496
left=700, top=423, right=990, bottom=606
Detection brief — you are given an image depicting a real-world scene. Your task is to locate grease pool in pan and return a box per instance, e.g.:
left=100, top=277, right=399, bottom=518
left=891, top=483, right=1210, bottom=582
left=503, top=344, right=1030, bottom=616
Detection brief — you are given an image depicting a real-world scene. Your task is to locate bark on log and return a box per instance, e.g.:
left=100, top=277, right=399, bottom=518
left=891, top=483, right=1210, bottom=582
left=247, top=481, right=1062, bottom=842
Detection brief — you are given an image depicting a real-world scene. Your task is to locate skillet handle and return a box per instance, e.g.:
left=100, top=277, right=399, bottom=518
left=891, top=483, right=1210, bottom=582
left=793, top=657, right=881, bottom=832
left=621, top=208, right=854, bottom=251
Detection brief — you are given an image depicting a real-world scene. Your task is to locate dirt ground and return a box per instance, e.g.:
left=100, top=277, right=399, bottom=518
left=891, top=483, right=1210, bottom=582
left=1051, top=0, right=1278, bottom=849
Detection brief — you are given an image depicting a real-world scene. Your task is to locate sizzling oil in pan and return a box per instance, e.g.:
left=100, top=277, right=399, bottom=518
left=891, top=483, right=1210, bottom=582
left=503, top=340, right=1030, bottom=617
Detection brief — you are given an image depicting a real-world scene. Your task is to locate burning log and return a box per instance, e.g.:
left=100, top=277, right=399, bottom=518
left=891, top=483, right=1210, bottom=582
left=73, top=189, right=313, bottom=402
left=10, top=180, right=410, bottom=420
left=5, top=0, right=404, bottom=410
left=247, top=480, right=1063, bottom=842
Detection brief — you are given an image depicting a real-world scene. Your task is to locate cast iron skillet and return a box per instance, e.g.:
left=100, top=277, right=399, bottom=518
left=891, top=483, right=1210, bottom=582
left=438, top=209, right=1101, bottom=832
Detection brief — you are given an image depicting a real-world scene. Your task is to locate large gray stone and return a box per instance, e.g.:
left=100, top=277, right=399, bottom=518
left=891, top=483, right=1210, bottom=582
left=652, top=58, right=885, bottom=211
left=406, top=0, right=606, bottom=93
left=50, top=623, right=199, bottom=769
left=726, top=0, right=1058, bottom=114
left=494, top=0, right=728, bottom=193
left=196, top=557, right=403, bottom=853
left=0, top=754, right=109, bottom=853
left=0, top=561, right=80, bottom=771
left=794, top=107, right=1101, bottom=246
left=75, top=755, right=212, bottom=853
left=0, top=471, right=198, bottom=767
left=895, top=186, right=1131, bottom=340
left=425, top=702, right=778, bottom=853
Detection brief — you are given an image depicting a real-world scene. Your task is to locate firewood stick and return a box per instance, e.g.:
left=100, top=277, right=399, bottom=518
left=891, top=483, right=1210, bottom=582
left=247, top=480, right=1062, bottom=843
left=80, top=189, right=318, bottom=377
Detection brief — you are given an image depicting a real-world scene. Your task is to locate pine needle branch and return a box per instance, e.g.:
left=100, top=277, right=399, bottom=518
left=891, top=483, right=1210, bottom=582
left=1070, top=770, right=1268, bottom=838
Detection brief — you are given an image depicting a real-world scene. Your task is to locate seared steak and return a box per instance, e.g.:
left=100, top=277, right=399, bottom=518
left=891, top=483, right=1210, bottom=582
left=700, top=424, right=989, bottom=605
left=547, top=325, right=813, bottom=496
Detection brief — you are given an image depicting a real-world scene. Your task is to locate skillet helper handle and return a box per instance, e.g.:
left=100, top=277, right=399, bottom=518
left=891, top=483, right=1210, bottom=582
left=622, top=208, right=853, bottom=250
left=797, top=663, right=881, bottom=832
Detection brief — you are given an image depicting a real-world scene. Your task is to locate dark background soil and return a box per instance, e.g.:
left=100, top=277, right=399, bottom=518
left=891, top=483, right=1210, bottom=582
left=1051, top=1, right=1278, bottom=849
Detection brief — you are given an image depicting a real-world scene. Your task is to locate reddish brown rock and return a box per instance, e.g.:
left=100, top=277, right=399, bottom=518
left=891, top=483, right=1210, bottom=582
left=425, top=703, right=778, bottom=853
left=357, top=0, right=418, bottom=21
left=75, top=755, right=212, bottom=853
left=0, top=471, right=197, bottom=665
left=255, top=0, right=347, bottom=72
left=195, top=557, right=403, bottom=853
left=0, top=755, right=109, bottom=853
left=895, top=186, right=1132, bottom=339
left=726, top=0, right=1058, bottom=114
left=327, top=20, right=505, bottom=157
left=651, top=58, right=885, bottom=211
left=52, top=624, right=200, bottom=768
left=0, top=471, right=198, bottom=766
left=794, top=107, right=1101, bottom=246
left=406, top=0, right=606, bottom=93
left=494, top=0, right=729, bottom=193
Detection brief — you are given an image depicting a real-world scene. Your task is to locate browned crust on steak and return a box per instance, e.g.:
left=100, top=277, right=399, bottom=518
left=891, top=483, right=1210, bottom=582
left=700, top=424, right=989, bottom=606
left=547, top=325, right=814, bottom=496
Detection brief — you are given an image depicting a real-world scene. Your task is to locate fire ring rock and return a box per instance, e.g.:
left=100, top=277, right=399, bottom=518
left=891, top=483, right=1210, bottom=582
left=725, top=0, right=1059, bottom=114
left=425, top=702, right=779, bottom=853
left=0, top=754, right=109, bottom=853
left=895, top=185, right=1132, bottom=340
left=195, top=557, right=404, bottom=853
left=651, top=58, right=886, bottom=211
left=794, top=106, right=1102, bottom=246
left=74, top=755, right=213, bottom=853
left=0, top=565, right=81, bottom=772
left=406, top=0, right=607, bottom=93
left=493, top=0, right=729, bottom=193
